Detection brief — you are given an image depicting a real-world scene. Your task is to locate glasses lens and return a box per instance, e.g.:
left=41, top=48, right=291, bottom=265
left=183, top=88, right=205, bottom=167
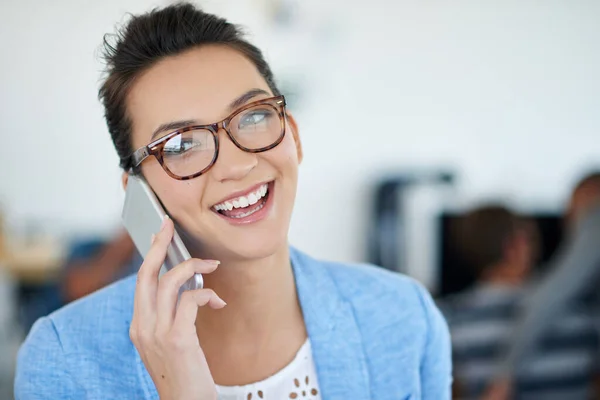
left=162, top=129, right=215, bottom=177
left=230, top=104, right=282, bottom=150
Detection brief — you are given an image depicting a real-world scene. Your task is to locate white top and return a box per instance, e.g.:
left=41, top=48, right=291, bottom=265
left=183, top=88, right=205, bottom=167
left=216, top=339, right=322, bottom=400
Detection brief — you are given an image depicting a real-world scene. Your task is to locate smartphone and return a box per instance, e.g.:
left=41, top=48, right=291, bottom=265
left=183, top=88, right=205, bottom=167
left=122, top=174, right=203, bottom=291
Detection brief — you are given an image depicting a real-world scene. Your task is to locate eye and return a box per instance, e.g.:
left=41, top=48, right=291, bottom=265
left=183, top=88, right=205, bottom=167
left=163, top=130, right=212, bottom=157
left=164, top=137, right=196, bottom=155
left=237, top=109, right=272, bottom=131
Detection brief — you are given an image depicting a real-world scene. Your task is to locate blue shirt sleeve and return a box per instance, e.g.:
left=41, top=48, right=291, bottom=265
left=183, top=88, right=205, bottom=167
left=15, top=317, right=84, bottom=399
left=414, top=282, right=453, bottom=399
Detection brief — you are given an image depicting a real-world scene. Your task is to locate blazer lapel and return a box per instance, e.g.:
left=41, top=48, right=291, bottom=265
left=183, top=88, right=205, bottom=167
left=291, top=248, right=371, bottom=400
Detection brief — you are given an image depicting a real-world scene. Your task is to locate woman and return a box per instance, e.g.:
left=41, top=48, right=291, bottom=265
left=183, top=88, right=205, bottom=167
left=15, top=3, right=451, bottom=399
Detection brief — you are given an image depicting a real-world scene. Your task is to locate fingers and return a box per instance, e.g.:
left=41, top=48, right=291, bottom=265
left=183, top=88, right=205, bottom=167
left=131, top=215, right=225, bottom=351
left=156, top=259, right=220, bottom=329
left=173, top=288, right=226, bottom=330
left=144, top=216, right=175, bottom=281
left=132, top=217, right=174, bottom=330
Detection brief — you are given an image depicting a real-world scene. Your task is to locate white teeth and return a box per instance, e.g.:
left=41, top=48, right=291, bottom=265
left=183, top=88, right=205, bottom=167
left=229, top=200, right=266, bottom=218
left=213, top=183, right=269, bottom=212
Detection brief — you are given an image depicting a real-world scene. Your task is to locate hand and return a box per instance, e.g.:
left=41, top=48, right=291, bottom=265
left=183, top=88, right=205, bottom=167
left=129, top=216, right=225, bottom=400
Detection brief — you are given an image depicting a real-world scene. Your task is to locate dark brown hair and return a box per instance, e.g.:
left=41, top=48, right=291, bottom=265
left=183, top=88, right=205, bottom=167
left=99, top=2, right=281, bottom=171
left=573, top=171, right=600, bottom=194
left=452, top=205, right=524, bottom=275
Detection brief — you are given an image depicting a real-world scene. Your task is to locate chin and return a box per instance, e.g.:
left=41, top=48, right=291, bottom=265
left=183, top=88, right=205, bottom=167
left=189, top=219, right=287, bottom=262
left=217, top=233, right=287, bottom=262
left=185, top=179, right=295, bottom=262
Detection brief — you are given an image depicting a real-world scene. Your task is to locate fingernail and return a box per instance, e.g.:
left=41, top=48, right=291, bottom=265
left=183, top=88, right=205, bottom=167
left=204, top=260, right=221, bottom=265
left=160, top=215, right=169, bottom=230
left=151, top=234, right=156, bottom=243
left=218, top=297, right=227, bottom=307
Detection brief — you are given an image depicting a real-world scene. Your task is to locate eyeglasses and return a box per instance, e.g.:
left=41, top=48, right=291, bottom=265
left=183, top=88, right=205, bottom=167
left=131, top=95, right=287, bottom=180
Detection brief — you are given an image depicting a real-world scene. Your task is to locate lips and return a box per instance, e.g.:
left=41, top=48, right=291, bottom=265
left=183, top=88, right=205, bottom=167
left=211, top=181, right=274, bottom=225
left=212, top=182, right=269, bottom=212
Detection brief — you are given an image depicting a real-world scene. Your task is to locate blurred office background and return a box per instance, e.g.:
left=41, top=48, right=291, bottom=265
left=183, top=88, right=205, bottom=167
left=1, top=0, right=599, bottom=398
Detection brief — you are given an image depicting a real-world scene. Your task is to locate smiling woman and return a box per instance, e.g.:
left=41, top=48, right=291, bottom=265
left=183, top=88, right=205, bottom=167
left=14, top=3, right=451, bottom=399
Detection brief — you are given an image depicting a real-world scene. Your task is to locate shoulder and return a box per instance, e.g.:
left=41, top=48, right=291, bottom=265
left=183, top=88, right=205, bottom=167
left=323, top=257, right=428, bottom=306
left=439, top=284, right=524, bottom=326
left=15, top=275, right=138, bottom=398
left=331, top=260, right=447, bottom=337
left=305, top=250, right=439, bottom=321
left=291, top=247, right=448, bottom=344
left=45, top=274, right=136, bottom=350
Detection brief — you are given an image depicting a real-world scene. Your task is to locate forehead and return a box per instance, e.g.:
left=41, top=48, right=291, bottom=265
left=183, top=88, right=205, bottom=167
left=127, top=45, right=272, bottom=145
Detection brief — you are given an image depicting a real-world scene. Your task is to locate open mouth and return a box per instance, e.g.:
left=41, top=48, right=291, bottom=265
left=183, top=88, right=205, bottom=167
left=212, top=181, right=273, bottom=223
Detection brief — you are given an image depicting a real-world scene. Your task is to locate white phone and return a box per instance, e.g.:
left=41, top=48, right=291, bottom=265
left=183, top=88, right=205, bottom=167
left=122, top=174, right=203, bottom=291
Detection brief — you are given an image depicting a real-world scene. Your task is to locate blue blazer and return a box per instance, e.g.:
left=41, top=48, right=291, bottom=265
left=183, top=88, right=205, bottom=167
left=15, top=248, right=451, bottom=399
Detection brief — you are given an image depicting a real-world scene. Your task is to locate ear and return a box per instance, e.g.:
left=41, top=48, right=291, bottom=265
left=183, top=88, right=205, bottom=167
left=286, top=112, right=303, bottom=164
left=121, top=172, right=129, bottom=191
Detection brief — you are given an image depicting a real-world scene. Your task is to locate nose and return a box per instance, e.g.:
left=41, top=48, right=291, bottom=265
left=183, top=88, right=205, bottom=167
left=210, top=129, right=257, bottom=182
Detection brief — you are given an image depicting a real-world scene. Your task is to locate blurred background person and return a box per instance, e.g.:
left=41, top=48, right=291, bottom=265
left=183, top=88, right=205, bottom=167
left=17, top=228, right=141, bottom=332
left=441, top=204, right=600, bottom=399
left=62, top=229, right=140, bottom=302
left=484, top=172, right=600, bottom=399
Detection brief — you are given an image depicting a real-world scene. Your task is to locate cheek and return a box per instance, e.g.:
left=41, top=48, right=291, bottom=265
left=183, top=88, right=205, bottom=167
left=268, top=134, right=299, bottom=202
left=143, top=164, right=207, bottom=219
left=159, top=184, right=194, bottom=215
left=275, top=131, right=300, bottom=169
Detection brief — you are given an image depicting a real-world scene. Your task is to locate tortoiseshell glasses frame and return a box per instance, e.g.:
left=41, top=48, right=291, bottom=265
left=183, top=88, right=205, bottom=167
left=130, top=95, right=287, bottom=180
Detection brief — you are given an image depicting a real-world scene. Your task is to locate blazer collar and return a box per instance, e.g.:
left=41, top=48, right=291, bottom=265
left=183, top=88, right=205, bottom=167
left=291, top=247, right=371, bottom=399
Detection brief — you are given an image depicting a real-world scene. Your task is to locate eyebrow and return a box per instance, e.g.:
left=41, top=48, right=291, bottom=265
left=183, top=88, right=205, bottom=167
left=150, top=88, right=271, bottom=140
left=150, top=119, right=197, bottom=141
left=228, top=88, right=270, bottom=110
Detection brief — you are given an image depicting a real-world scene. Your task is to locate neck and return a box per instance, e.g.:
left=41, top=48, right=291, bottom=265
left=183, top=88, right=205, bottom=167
left=480, top=261, right=527, bottom=286
left=193, top=245, right=305, bottom=348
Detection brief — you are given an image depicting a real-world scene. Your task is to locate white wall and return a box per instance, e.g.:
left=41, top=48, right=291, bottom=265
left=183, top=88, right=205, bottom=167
left=1, top=0, right=599, bottom=286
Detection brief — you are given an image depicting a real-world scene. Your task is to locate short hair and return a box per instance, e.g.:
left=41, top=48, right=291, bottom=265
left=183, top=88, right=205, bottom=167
left=452, top=205, right=524, bottom=275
